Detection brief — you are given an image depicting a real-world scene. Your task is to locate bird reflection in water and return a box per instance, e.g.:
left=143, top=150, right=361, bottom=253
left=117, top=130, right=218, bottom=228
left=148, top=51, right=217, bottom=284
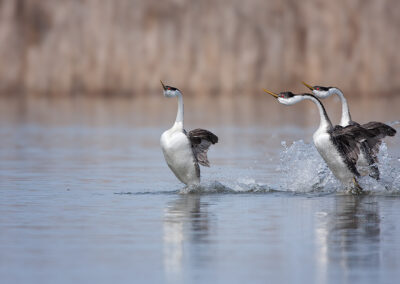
left=163, top=194, right=210, bottom=282
left=316, top=195, right=381, bottom=283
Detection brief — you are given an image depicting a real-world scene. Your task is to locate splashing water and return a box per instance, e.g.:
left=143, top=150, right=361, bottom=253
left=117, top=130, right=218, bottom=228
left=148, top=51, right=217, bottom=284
left=277, top=139, right=400, bottom=194
left=179, top=180, right=273, bottom=194
left=359, top=142, right=400, bottom=194
left=178, top=140, right=339, bottom=195
left=176, top=124, right=400, bottom=195
left=178, top=139, right=400, bottom=195
left=277, top=140, right=340, bottom=193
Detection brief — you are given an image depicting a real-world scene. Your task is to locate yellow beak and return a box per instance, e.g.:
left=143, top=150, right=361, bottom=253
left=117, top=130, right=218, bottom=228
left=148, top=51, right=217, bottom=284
left=160, top=80, right=166, bottom=90
left=263, top=89, right=279, bottom=98
left=302, top=81, right=314, bottom=91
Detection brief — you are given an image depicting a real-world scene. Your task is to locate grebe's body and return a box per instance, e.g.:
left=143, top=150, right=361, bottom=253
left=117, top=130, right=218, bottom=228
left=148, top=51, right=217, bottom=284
left=302, top=83, right=396, bottom=180
left=161, top=122, right=200, bottom=185
left=264, top=90, right=377, bottom=192
left=160, top=82, right=218, bottom=186
left=313, top=128, right=354, bottom=185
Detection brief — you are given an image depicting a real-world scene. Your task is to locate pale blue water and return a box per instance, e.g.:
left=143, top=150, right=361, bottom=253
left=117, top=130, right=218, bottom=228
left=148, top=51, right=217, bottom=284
left=0, top=97, right=399, bottom=284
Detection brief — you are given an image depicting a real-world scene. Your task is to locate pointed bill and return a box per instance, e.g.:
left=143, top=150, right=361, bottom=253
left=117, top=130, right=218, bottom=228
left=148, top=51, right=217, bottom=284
left=160, top=80, right=166, bottom=90
left=263, top=89, right=279, bottom=98
left=302, top=81, right=314, bottom=91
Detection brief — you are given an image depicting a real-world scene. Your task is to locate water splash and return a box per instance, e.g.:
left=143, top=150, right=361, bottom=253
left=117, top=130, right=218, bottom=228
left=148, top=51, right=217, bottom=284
left=277, top=140, right=340, bottom=193
left=178, top=139, right=400, bottom=195
left=277, top=139, right=400, bottom=194
left=358, top=142, right=400, bottom=194
left=179, top=180, right=273, bottom=194
left=167, top=130, right=400, bottom=195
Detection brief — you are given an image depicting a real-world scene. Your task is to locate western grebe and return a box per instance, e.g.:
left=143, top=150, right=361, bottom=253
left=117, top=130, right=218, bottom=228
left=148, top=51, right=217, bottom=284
left=264, top=89, right=377, bottom=193
left=160, top=81, right=218, bottom=186
left=302, top=82, right=396, bottom=179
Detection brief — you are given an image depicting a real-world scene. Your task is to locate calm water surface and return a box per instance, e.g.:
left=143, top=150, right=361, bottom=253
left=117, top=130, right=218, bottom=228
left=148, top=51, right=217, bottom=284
left=0, top=95, right=400, bottom=284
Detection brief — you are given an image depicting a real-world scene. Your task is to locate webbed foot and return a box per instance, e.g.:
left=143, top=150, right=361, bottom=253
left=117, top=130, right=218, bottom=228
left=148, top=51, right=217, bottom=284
left=352, top=177, right=364, bottom=195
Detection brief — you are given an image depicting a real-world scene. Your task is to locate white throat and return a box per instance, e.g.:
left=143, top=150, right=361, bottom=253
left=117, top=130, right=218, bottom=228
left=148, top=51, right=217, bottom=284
left=330, top=88, right=351, bottom=126
left=175, top=93, right=184, bottom=125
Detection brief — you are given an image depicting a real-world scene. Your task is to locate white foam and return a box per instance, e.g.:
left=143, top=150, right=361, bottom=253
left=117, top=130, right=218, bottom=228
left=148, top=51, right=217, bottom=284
left=278, top=140, right=400, bottom=194
left=179, top=180, right=272, bottom=194
left=277, top=140, right=341, bottom=193
left=358, top=142, right=400, bottom=194
left=178, top=137, right=400, bottom=195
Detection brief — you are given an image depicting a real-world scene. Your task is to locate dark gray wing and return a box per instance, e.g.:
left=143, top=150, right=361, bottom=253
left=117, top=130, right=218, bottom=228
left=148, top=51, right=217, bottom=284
left=360, top=140, right=380, bottom=179
left=332, top=124, right=374, bottom=142
left=333, top=124, right=380, bottom=154
left=182, top=129, right=200, bottom=178
left=334, top=122, right=396, bottom=179
left=194, top=162, right=200, bottom=178
left=361, top=121, right=396, bottom=138
left=360, top=121, right=395, bottom=158
left=330, top=125, right=372, bottom=177
left=187, top=128, right=218, bottom=167
left=355, top=121, right=395, bottom=156
left=364, top=137, right=381, bottom=161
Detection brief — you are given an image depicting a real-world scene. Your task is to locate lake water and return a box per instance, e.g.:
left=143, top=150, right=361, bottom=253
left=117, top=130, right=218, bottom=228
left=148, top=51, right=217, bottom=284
left=0, top=95, right=400, bottom=284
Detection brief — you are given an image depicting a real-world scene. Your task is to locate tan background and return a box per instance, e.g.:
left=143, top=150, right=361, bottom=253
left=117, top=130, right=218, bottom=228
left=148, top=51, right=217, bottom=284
left=1, top=0, right=399, bottom=96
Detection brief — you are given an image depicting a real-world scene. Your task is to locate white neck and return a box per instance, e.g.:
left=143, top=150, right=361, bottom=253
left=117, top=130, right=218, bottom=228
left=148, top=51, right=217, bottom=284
left=175, top=93, right=184, bottom=125
left=304, top=95, right=332, bottom=131
left=330, top=88, right=351, bottom=126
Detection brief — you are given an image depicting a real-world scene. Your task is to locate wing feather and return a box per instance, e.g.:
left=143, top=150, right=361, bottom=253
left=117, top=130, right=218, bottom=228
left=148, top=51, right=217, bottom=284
left=361, top=121, right=396, bottom=138
left=332, top=121, right=396, bottom=177
left=330, top=125, right=374, bottom=176
left=188, top=128, right=218, bottom=167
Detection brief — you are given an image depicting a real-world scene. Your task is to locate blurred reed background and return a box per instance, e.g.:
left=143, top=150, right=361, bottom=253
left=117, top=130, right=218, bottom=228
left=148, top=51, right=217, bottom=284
left=0, top=0, right=399, bottom=97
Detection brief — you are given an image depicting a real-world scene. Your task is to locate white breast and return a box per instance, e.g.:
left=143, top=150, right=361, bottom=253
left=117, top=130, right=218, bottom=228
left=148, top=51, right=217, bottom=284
left=160, top=125, right=200, bottom=185
left=313, top=130, right=354, bottom=186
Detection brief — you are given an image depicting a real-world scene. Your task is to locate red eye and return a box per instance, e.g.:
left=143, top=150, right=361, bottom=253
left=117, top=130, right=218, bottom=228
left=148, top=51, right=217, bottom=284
left=167, top=87, right=171, bottom=90
left=280, top=94, right=284, bottom=98
left=316, top=87, right=319, bottom=90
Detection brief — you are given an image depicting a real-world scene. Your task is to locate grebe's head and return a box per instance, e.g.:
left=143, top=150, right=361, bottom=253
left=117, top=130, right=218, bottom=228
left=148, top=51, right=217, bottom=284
left=302, top=81, right=333, bottom=99
left=263, top=89, right=308, bottom=105
left=161, top=81, right=182, bottom=98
